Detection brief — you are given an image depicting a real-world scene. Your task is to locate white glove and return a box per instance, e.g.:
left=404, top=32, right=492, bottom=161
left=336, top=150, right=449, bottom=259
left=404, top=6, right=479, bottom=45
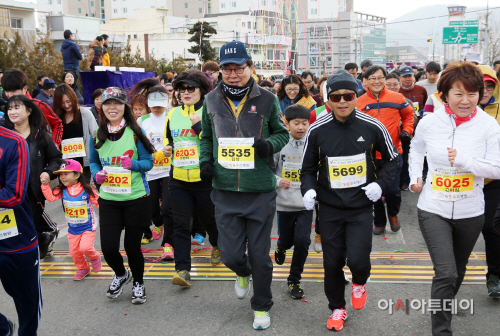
left=362, top=182, right=382, bottom=202
left=303, top=189, right=316, bottom=210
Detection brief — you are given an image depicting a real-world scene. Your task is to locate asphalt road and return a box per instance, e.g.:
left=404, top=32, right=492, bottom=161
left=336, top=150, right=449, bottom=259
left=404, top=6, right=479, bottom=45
left=1, top=191, right=499, bottom=336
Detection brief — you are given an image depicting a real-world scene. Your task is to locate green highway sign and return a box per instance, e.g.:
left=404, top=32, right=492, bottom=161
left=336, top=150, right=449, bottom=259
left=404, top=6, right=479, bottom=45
left=449, top=20, right=479, bottom=26
left=443, top=26, right=479, bottom=44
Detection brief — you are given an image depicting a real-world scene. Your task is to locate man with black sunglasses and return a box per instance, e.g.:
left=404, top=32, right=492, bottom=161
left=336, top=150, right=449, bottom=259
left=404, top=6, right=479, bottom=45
left=301, top=69, right=399, bottom=332
left=199, top=41, right=288, bottom=330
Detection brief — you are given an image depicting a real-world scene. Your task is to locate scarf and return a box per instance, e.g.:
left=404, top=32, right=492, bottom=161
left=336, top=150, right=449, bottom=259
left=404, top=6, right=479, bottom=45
left=108, top=118, right=126, bottom=133
left=401, top=84, right=414, bottom=91
left=182, top=97, right=204, bottom=112
left=444, top=104, right=477, bottom=127
left=221, top=77, right=254, bottom=101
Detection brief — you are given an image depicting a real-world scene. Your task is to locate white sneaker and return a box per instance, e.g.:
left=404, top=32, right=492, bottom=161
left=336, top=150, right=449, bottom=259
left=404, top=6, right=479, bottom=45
left=344, top=272, right=350, bottom=284
left=253, top=311, right=271, bottom=330
left=235, top=275, right=252, bottom=299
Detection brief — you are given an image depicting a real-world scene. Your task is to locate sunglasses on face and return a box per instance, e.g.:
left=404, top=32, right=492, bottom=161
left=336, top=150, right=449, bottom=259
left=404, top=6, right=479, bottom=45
left=178, top=86, right=196, bottom=93
left=329, top=93, right=356, bottom=103
left=166, top=89, right=173, bottom=92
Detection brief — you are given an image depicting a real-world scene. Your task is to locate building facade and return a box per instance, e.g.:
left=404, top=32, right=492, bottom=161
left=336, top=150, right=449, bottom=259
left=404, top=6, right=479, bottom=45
left=0, top=0, right=38, bottom=47
left=386, top=45, right=429, bottom=64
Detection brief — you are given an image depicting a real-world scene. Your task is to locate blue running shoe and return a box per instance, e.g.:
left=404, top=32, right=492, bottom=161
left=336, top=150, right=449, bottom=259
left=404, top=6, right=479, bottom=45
left=191, top=233, right=205, bottom=245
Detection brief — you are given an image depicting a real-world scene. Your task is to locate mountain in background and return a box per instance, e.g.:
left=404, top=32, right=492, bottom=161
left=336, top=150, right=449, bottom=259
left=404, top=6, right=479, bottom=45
left=386, top=5, right=499, bottom=55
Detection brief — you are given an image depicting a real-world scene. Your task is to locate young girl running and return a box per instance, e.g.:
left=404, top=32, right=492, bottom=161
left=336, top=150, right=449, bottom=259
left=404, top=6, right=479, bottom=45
left=41, top=159, right=101, bottom=280
left=89, top=87, right=154, bottom=305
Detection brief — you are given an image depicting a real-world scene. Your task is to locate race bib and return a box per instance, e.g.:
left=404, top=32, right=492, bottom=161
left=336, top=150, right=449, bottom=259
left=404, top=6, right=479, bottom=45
left=101, top=166, right=132, bottom=194
left=61, top=137, right=86, bottom=159
left=0, top=208, right=18, bottom=240
left=328, top=153, right=367, bottom=189
left=63, top=200, right=89, bottom=224
left=431, top=166, right=474, bottom=201
left=173, top=141, right=199, bottom=167
left=282, top=162, right=301, bottom=188
left=218, top=138, right=254, bottom=169
left=151, top=156, right=171, bottom=174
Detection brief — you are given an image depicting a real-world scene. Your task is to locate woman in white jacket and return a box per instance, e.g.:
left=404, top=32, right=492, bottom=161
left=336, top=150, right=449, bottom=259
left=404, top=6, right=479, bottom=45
left=409, top=62, right=500, bottom=335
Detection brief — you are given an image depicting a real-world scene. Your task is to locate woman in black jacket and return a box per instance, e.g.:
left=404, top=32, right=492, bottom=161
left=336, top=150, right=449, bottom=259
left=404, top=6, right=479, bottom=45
left=62, top=71, right=85, bottom=105
left=4, top=95, right=63, bottom=258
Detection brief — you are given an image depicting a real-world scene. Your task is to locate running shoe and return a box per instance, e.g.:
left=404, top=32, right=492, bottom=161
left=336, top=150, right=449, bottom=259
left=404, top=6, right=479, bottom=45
left=401, top=183, right=409, bottom=191
left=132, top=282, right=147, bottom=304
left=388, top=215, right=401, bottom=232
left=235, top=275, right=252, bottom=299
left=91, top=254, right=102, bottom=273
left=39, top=232, right=55, bottom=259
left=313, top=233, right=322, bottom=253
left=141, top=237, right=153, bottom=244
left=161, top=243, right=174, bottom=260
left=373, top=226, right=386, bottom=235
left=253, top=311, right=271, bottom=330
left=487, top=274, right=500, bottom=297
left=46, top=229, right=58, bottom=257
left=172, top=270, right=191, bottom=286
left=327, top=308, right=348, bottom=331
left=152, top=225, right=164, bottom=240
left=274, top=246, right=286, bottom=265
left=351, top=283, right=367, bottom=310
left=288, top=281, right=304, bottom=299
left=211, top=246, right=222, bottom=265
left=73, top=268, right=91, bottom=281
left=107, top=270, right=132, bottom=299
left=191, top=233, right=205, bottom=245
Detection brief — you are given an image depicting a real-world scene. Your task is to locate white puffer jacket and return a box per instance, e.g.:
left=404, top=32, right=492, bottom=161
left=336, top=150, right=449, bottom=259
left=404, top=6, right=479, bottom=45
left=409, top=106, right=500, bottom=219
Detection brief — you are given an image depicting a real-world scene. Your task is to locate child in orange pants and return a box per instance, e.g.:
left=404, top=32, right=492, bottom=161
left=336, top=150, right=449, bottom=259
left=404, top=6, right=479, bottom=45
left=41, top=159, right=101, bottom=280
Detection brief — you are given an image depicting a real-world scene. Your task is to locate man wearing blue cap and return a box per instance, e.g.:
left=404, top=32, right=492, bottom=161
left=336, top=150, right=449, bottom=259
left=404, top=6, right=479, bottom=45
left=199, top=41, right=288, bottom=330
left=34, top=79, right=57, bottom=108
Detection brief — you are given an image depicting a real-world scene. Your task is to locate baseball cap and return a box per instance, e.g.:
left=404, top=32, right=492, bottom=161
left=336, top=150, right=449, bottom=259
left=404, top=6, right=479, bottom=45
left=399, top=66, right=414, bottom=76
left=64, top=30, right=73, bottom=39
left=101, top=87, right=128, bottom=105
left=42, top=79, right=57, bottom=90
left=54, top=159, right=83, bottom=174
left=219, top=41, right=252, bottom=66
left=464, top=52, right=481, bottom=64
left=147, top=91, right=169, bottom=108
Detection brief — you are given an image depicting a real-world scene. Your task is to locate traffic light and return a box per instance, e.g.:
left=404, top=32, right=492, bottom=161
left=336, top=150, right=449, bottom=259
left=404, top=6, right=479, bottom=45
left=427, top=39, right=433, bottom=42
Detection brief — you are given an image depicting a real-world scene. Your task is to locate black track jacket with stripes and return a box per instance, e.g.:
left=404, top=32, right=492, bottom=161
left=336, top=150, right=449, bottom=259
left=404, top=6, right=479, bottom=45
left=301, top=108, right=399, bottom=210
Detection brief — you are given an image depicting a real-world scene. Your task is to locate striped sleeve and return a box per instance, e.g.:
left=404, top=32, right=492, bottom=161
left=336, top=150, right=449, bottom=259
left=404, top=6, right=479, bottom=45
left=0, top=128, right=29, bottom=208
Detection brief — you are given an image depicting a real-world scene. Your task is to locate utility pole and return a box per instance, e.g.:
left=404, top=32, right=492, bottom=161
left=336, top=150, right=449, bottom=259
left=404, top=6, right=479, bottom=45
left=484, top=0, right=490, bottom=64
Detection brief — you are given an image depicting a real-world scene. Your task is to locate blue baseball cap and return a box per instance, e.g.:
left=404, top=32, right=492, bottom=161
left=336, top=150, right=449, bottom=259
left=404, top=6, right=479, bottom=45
left=219, top=41, right=252, bottom=66
left=399, top=66, right=414, bottom=76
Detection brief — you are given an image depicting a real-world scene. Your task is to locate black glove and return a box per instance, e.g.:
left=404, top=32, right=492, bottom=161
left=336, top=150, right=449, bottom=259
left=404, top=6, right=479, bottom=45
left=253, top=137, right=273, bottom=159
left=399, top=130, right=411, bottom=143
left=200, top=161, right=213, bottom=182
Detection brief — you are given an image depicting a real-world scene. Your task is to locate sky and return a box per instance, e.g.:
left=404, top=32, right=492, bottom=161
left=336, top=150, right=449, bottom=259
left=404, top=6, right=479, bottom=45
left=353, top=0, right=498, bottom=21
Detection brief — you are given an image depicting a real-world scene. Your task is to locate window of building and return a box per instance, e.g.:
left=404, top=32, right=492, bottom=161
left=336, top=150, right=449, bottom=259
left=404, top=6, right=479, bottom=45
left=208, top=3, right=211, bottom=14
left=232, top=2, right=236, bottom=7
left=310, top=57, right=316, bottom=66
left=128, top=35, right=131, bottom=39
left=185, top=15, right=188, bottom=18
left=57, top=0, right=61, bottom=4
left=91, top=13, right=95, bottom=17
left=327, top=56, right=332, bottom=65
left=78, top=8, right=82, bottom=14
left=90, top=1, right=94, bottom=6
left=242, top=22, right=245, bottom=27
left=48, top=0, right=52, bottom=4
left=185, top=3, right=188, bottom=8
left=309, top=27, right=314, bottom=36
left=134, top=34, right=137, bottom=39
left=267, top=49, right=273, bottom=60
left=215, top=47, right=220, bottom=55
left=262, top=0, right=266, bottom=5
left=221, top=3, right=225, bottom=8
left=311, top=9, right=317, bottom=15
left=199, top=8, right=202, bottom=13
left=123, top=8, right=127, bottom=13
left=11, top=18, right=22, bottom=29
left=253, top=22, right=256, bottom=29
left=101, top=0, right=104, bottom=6
left=113, top=9, right=117, bottom=13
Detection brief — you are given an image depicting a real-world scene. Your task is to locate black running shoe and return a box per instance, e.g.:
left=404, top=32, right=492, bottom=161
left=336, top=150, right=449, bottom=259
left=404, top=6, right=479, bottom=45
left=288, top=282, right=304, bottom=299
left=274, top=246, right=286, bottom=265
left=46, top=230, right=58, bottom=258
left=132, top=282, right=147, bottom=304
left=487, top=274, right=500, bottom=298
left=39, top=232, right=55, bottom=259
left=107, top=270, right=132, bottom=299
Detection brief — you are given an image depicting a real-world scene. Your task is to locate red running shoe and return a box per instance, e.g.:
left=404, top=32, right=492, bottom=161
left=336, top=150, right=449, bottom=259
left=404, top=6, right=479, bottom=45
left=327, top=308, right=348, bottom=331
left=351, top=283, right=367, bottom=310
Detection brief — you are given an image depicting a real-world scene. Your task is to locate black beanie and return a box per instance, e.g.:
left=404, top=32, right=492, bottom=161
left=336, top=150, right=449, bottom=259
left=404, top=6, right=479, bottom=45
left=326, top=70, right=359, bottom=97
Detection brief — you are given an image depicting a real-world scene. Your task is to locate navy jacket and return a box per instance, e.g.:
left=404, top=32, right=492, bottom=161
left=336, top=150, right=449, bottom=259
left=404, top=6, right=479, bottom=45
left=61, top=39, right=82, bottom=70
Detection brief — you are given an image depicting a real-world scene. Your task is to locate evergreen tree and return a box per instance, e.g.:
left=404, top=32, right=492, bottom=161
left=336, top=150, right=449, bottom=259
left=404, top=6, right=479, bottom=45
left=188, top=21, right=218, bottom=63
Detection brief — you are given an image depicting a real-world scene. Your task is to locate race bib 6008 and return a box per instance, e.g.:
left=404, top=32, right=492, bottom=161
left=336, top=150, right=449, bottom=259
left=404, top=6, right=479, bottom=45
left=61, top=137, right=86, bottom=159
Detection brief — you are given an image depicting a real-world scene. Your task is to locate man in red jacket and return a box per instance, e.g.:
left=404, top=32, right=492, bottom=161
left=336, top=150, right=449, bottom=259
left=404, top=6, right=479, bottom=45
left=1, top=69, right=63, bottom=147
left=357, top=65, right=415, bottom=234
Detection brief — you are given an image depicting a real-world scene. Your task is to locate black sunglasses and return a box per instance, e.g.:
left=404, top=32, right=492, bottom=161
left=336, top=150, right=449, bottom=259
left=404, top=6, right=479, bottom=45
left=329, top=93, right=356, bottom=103
left=178, top=86, right=196, bottom=93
